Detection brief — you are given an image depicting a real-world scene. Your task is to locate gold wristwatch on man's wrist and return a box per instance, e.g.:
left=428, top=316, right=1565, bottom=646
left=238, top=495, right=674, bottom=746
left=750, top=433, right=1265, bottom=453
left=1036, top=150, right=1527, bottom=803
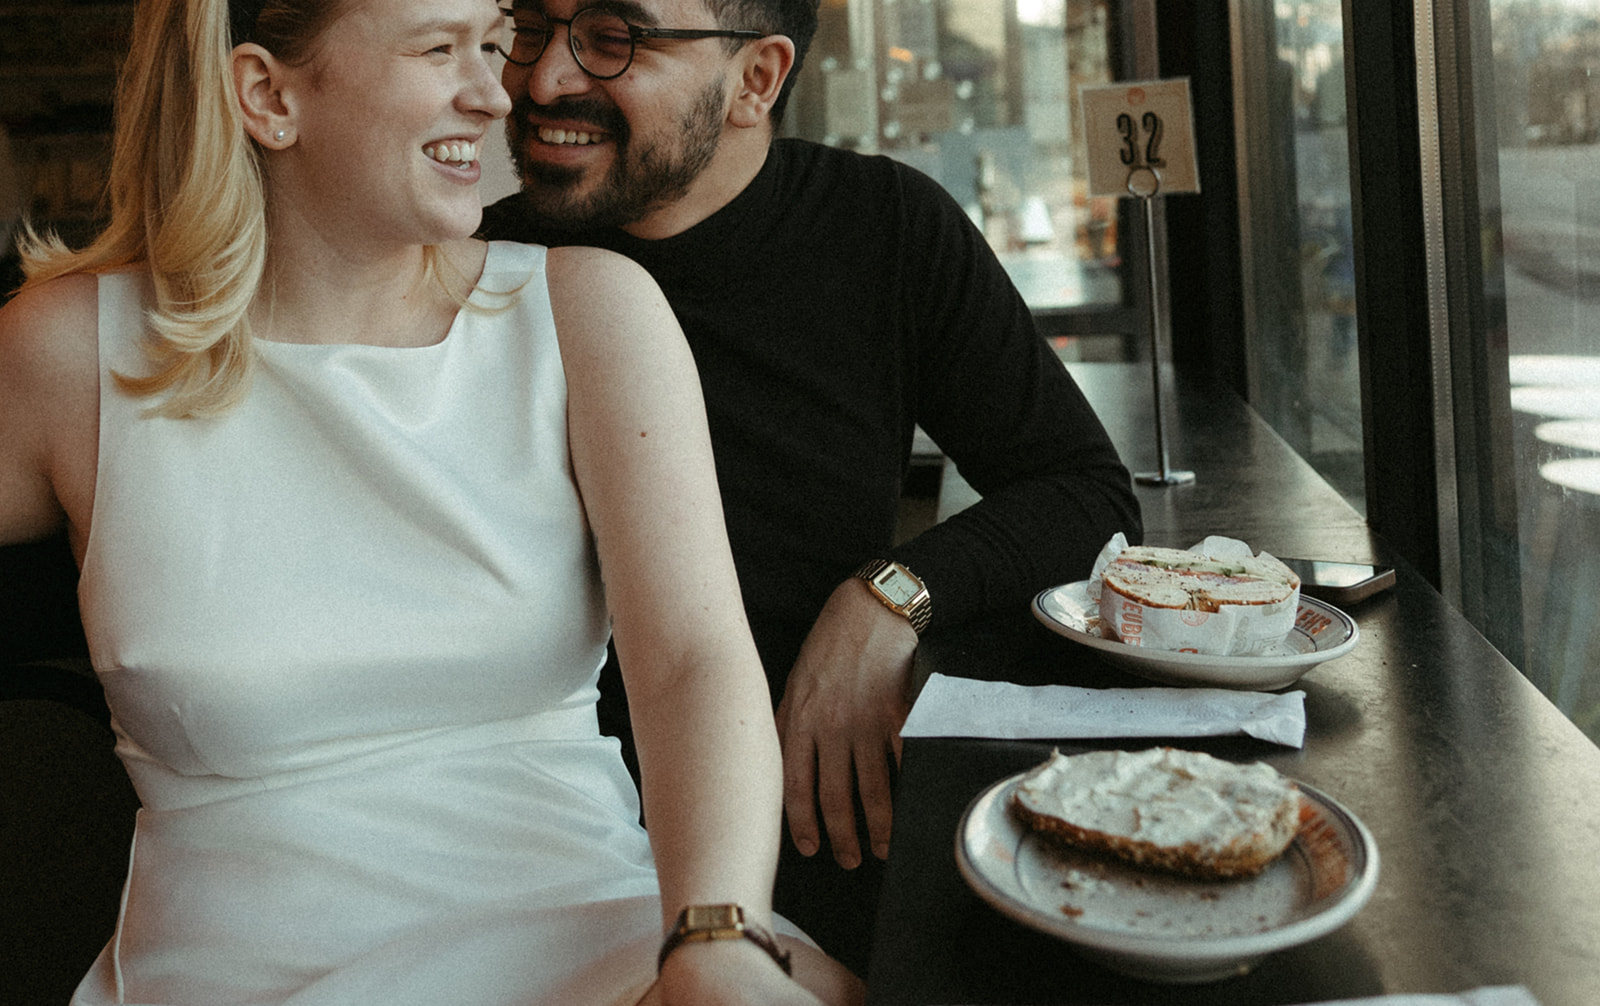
left=853, top=558, right=932, bottom=635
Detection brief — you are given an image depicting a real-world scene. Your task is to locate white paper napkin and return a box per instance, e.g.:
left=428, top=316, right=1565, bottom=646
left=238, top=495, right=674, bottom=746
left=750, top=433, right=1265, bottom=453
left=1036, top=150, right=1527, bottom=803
left=932, top=986, right=1543, bottom=1006
left=1288, top=988, right=1544, bottom=1006
left=901, top=672, right=1306, bottom=747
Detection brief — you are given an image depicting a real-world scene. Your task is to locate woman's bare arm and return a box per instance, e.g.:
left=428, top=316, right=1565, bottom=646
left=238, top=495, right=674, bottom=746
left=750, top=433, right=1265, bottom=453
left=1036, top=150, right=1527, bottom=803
left=549, top=245, right=843, bottom=1005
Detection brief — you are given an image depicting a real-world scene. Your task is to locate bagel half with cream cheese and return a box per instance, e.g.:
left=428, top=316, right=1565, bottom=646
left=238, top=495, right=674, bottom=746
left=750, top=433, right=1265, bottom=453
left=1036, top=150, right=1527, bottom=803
left=1010, top=747, right=1304, bottom=880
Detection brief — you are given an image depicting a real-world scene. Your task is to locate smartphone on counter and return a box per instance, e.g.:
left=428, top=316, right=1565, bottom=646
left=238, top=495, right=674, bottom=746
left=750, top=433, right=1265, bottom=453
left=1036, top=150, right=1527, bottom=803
left=1279, top=558, right=1396, bottom=605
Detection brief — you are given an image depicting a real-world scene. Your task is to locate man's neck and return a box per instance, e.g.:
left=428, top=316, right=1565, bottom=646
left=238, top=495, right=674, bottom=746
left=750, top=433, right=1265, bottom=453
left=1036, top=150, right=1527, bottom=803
left=619, top=129, right=772, bottom=241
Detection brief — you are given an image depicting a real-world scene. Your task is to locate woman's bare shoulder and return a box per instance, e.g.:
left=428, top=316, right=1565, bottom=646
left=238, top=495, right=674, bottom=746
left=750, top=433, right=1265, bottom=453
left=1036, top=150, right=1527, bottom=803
left=0, top=271, right=100, bottom=379
left=544, top=246, right=672, bottom=358
left=0, top=271, right=101, bottom=460
left=545, top=244, right=655, bottom=289
left=0, top=271, right=100, bottom=546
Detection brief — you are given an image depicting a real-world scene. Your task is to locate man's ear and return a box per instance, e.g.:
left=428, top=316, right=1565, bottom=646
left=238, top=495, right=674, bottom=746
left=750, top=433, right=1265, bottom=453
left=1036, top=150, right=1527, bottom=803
left=233, top=43, right=295, bottom=148
left=728, top=35, right=796, bottom=130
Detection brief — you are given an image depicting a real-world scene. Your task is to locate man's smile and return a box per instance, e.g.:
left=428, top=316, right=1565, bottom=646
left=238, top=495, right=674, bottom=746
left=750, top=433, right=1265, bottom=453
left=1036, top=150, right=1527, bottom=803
left=536, top=127, right=608, bottom=145
left=501, top=77, right=722, bottom=231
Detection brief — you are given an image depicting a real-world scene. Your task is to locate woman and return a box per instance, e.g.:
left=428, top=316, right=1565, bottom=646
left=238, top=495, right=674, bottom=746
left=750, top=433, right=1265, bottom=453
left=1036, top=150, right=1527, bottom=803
left=0, top=0, right=861, bottom=1003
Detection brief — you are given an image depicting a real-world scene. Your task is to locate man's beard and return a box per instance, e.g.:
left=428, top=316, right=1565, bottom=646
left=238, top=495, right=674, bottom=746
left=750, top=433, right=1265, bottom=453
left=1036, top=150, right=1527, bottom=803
left=505, top=80, right=725, bottom=233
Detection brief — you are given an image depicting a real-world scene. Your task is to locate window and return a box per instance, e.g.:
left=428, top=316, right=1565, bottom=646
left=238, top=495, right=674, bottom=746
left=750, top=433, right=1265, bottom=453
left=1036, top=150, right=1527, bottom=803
left=786, top=0, right=1140, bottom=358
left=1231, top=0, right=1364, bottom=513
left=1331, top=0, right=1599, bottom=745
left=1482, top=0, right=1600, bottom=741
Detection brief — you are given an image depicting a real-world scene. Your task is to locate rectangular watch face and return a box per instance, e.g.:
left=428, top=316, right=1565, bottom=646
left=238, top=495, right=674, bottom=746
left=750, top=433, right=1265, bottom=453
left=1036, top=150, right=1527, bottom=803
left=683, top=905, right=743, bottom=929
left=872, top=565, right=922, bottom=606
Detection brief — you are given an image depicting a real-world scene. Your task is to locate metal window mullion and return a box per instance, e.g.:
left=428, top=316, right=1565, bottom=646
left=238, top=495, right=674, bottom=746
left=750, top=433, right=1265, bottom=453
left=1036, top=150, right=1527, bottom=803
left=1415, top=0, right=1462, bottom=605
left=1420, top=0, right=1526, bottom=664
left=1226, top=0, right=1268, bottom=407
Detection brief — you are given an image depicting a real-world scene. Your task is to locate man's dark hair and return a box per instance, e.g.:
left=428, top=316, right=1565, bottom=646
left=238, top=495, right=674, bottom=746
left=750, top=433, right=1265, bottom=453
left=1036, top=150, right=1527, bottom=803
left=706, top=0, right=818, bottom=127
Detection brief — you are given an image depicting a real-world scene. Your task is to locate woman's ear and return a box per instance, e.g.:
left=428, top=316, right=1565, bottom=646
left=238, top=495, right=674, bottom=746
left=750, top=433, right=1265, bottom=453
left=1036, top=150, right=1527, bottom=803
left=728, top=35, right=795, bottom=130
left=233, top=43, right=295, bottom=148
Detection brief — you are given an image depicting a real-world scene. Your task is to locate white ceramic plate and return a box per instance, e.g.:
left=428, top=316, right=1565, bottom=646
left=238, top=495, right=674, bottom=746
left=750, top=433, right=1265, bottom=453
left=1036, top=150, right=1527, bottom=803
left=1032, top=581, right=1359, bottom=690
left=955, top=770, right=1379, bottom=984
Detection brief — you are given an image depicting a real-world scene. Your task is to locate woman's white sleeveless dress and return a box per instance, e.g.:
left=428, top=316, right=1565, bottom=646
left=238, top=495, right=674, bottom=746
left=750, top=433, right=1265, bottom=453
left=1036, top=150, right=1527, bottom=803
left=70, top=242, right=755, bottom=1005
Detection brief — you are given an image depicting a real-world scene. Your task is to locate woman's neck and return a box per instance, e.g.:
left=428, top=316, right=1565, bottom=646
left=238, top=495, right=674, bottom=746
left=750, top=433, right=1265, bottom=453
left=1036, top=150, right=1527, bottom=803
left=252, top=237, right=484, bottom=348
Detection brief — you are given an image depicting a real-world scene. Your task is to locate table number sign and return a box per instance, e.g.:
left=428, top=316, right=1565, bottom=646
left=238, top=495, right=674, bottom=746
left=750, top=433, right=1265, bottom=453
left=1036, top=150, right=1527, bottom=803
left=1079, top=79, right=1201, bottom=197
left=1078, top=78, right=1200, bottom=486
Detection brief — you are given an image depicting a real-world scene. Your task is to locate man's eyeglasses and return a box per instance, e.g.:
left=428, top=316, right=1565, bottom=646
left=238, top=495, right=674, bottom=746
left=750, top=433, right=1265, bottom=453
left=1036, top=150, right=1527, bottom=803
left=498, top=6, right=764, bottom=81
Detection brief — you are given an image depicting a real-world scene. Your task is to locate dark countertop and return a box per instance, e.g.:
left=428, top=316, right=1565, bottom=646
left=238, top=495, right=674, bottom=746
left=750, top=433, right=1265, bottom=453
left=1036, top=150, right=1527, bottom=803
left=1072, top=361, right=1378, bottom=560
left=865, top=363, right=1600, bottom=1006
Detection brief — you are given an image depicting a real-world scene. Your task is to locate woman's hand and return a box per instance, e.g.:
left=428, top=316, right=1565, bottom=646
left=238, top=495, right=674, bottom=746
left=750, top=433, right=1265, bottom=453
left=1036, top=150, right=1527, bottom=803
left=652, top=938, right=825, bottom=1006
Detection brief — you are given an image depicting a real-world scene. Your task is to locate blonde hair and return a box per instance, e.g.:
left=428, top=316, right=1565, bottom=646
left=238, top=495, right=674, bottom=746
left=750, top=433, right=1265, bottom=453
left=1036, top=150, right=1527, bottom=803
left=19, top=0, right=353, bottom=418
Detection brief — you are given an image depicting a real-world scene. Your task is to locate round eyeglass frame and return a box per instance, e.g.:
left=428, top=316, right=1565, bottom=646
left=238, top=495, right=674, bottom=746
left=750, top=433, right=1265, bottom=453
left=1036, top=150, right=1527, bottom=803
left=497, top=6, right=765, bottom=81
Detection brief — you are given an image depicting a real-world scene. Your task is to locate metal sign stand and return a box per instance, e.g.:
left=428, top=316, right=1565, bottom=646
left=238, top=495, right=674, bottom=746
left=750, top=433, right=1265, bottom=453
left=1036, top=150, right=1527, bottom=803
left=1127, top=165, right=1195, bottom=487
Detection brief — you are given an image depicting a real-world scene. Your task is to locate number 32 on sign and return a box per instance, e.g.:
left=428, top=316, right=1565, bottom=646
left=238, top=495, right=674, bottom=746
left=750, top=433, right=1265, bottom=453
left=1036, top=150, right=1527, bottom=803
left=1079, top=79, right=1201, bottom=198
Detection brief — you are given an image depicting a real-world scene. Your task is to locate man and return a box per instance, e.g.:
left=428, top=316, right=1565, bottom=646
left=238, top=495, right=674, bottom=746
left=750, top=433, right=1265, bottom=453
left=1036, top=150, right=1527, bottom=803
left=480, top=0, right=1142, bottom=974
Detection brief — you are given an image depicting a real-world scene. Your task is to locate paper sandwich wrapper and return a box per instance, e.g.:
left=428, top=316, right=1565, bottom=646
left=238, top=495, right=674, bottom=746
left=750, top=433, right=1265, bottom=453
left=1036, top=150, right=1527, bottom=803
left=1089, top=533, right=1301, bottom=656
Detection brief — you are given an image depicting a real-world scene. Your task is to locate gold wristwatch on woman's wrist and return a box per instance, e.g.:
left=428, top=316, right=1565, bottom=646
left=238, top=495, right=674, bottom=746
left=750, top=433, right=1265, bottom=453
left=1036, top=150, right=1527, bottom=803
left=854, top=558, right=933, bottom=635
left=657, top=904, right=792, bottom=975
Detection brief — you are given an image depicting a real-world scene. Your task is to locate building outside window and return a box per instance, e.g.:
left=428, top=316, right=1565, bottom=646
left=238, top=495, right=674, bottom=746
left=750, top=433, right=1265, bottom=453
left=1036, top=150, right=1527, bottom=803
left=787, top=0, right=1132, bottom=359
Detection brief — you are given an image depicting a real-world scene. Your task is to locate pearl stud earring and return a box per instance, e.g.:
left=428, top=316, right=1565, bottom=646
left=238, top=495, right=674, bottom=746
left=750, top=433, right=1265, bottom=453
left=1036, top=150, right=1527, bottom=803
left=274, top=129, right=286, bottom=142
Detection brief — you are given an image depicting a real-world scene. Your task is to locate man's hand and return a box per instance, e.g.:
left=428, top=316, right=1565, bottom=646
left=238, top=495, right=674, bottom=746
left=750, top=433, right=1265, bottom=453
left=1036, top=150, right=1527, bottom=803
left=775, top=577, right=918, bottom=869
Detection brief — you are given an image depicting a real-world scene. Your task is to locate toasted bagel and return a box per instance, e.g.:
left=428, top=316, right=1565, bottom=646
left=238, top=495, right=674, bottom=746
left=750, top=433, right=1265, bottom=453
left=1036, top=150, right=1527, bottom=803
left=1011, top=747, right=1304, bottom=880
left=1102, top=545, right=1300, bottom=613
